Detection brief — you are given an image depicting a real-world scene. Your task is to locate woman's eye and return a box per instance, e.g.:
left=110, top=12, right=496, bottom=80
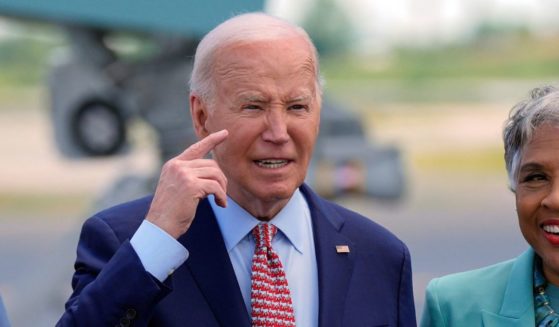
left=523, top=174, right=547, bottom=183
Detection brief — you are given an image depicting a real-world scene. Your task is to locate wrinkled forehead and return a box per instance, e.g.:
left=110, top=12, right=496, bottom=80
left=216, top=40, right=316, bottom=79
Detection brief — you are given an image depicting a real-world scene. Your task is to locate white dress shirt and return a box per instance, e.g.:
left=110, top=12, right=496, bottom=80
left=130, top=219, right=189, bottom=281
left=130, top=189, right=318, bottom=326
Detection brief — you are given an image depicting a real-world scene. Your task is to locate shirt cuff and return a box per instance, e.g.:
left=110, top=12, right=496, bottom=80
left=130, top=220, right=189, bottom=282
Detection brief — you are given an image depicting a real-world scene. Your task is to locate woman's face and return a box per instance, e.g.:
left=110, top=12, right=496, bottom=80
left=516, top=123, right=559, bottom=285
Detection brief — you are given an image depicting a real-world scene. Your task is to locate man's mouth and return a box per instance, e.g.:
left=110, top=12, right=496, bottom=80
left=254, top=159, right=289, bottom=169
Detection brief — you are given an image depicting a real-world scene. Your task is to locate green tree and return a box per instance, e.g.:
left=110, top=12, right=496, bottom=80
left=301, top=0, right=355, bottom=56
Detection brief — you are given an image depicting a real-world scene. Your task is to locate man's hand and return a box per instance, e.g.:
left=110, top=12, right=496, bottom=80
left=146, top=129, right=229, bottom=239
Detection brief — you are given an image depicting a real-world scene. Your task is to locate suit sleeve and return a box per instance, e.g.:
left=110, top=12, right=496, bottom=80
left=397, top=243, right=418, bottom=326
left=420, top=278, right=447, bottom=327
left=56, top=216, right=171, bottom=327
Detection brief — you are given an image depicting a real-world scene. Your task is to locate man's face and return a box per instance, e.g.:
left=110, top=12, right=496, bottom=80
left=193, top=36, right=321, bottom=217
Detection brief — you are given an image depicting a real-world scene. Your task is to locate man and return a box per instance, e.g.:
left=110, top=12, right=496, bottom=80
left=58, top=12, right=416, bottom=327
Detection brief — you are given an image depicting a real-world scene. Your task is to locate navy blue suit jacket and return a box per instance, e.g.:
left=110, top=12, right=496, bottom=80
left=58, top=184, right=416, bottom=326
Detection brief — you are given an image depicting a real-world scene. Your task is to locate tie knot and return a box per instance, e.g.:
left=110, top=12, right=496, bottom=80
left=252, top=223, right=277, bottom=248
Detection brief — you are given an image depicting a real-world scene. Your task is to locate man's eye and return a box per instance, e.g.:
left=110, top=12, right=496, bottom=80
left=243, top=105, right=261, bottom=110
left=289, top=104, right=307, bottom=111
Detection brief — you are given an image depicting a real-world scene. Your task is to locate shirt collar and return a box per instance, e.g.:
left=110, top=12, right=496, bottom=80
left=209, top=189, right=308, bottom=254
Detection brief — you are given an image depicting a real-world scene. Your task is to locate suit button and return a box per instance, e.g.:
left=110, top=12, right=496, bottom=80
left=126, top=308, right=137, bottom=319
left=119, top=317, right=130, bottom=327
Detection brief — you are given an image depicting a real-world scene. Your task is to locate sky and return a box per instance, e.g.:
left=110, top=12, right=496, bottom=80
left=267, top=0, right=559, bottom=53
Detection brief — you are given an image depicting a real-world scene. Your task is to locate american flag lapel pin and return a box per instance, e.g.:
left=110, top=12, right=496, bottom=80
left=336, top=245, right=350, bottom=253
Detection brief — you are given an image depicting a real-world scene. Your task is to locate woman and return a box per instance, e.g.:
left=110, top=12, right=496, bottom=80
left=421, top=85, right=559, bottom=327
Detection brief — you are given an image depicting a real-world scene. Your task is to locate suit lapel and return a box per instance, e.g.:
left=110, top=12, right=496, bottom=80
left=301, top=185, right=355, bottom=326
left=179, top=199, right=250, bottom=327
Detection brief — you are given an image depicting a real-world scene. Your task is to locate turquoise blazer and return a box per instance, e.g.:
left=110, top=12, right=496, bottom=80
left=420, top=249, right=535, bottom=327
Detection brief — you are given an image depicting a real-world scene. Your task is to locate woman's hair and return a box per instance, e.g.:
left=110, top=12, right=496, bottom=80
left=504, top=85, right=559, bottom=191
left=189, top=12, right=323, bottom=105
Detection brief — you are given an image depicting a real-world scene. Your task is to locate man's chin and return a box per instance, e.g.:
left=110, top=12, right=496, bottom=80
left=232, top=184, right=297, bottom=210
left=254, top=188, right=294, bottom=203
left=263, top=181, right=302, bottom=198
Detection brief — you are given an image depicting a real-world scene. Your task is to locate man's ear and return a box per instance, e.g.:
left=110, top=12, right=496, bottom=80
left=190, top=95, right=209, bottom=138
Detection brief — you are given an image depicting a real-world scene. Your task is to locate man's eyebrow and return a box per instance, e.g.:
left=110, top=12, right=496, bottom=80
left=287, top=95, right=312, bottom=103
left=239, top=94, right=267, bottom=102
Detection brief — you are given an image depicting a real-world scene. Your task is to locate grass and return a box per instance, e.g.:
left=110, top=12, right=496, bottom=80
left=2, top=24, right=559, bottom=105
left=0, top=192, right=91, bottom=217
left=413, top=147, right=505, bottom=173
left=0, top=37, right=57, bottom=87
left=322, top=33, right=559, bottom=81
left=317, top=33, right=559, bottom=105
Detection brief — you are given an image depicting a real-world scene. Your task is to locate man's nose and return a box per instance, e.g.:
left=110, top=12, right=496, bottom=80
left=262, top=109, right=289, bottom=144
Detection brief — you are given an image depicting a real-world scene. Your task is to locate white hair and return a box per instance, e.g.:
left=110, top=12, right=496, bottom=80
left=503, top=85, right=559, bottom=191
left=189, top=12, right=323, bottom=104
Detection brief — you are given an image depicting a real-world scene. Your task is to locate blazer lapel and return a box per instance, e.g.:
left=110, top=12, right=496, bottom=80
left=481, top=310, right=533, bottom=327
left=301, top=185, right=355, bottom=326
left=179, top=199, right=250, bottom=327
left=482, top=249, right=535, bottom=326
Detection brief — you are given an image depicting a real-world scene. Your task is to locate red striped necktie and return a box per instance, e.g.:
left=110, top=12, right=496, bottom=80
left=250, top=223, right=296, bottom=327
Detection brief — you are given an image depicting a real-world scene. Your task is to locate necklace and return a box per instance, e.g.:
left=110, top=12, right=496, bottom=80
left=534, top=257, right=559, bottom=327
left=535, top=286, right=559, bottom=326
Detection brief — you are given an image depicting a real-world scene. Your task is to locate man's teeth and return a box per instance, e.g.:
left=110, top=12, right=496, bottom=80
left=255, top=159, right=288, bottom=168
left=543, top=225, right=559, bottom=234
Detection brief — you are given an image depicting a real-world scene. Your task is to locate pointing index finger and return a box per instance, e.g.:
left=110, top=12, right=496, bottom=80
left=177, top=129, right=228, bottom=160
